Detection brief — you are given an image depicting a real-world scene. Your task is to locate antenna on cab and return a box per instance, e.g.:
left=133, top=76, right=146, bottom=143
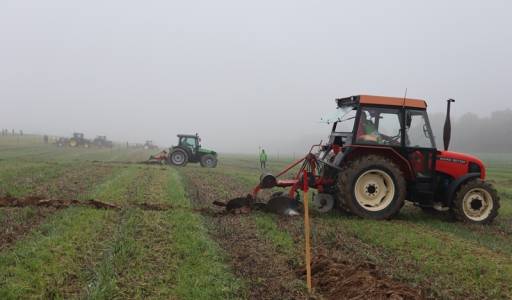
left=402, top=88, right=408, bottom=107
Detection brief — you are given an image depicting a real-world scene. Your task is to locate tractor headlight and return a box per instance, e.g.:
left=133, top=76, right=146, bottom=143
left=468, top=162, right=481, bottom=174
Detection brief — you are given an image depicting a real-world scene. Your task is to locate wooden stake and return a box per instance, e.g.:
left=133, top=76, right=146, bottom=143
left=303, top=170, right=312, bottom=293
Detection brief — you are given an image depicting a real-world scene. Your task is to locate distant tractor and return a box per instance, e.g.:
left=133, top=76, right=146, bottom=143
left=144, top=140, right=158, bottom=150
left=168, top=134, right=218, bottom=168
left=93, top=136, right=113, bottom=148
left=68, top=133, right=90, bottom=148
left=56, top=137, right=68, bottom=147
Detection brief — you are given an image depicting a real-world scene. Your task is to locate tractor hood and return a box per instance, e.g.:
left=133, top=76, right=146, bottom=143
left=198, top=147, right=217, bottom=155
left=436, top=150, right=486, bottom=179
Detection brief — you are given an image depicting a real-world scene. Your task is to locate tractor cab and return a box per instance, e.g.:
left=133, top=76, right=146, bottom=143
left=73, top=132, right=84, bottom=139
left=177, top=134, right=200, bottom=153
left=324, top=96, right=436, bottom=180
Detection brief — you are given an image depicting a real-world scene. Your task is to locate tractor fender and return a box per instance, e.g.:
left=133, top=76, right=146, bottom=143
left=339, top=146, right=415, bottom=180
left=318, top=148, right=351, bottom=170
left=171, top=146, right=191, bottom=155
left=180, top=146, right=200, bottom=162
left=444, top=172, right=481, bottom=205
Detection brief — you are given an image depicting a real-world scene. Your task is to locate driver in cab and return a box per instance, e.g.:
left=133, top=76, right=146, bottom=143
left=356, top=111, right=400, bottom=145
left=356, top=112, right=381, bottom=143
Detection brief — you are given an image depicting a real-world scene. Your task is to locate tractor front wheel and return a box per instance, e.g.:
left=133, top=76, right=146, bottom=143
left=452, top=179, right=499, bottom=224
left=337, top=155, right=406, bottom=220
left=200, top=154, right=217, bottom=168
left=169, top=149, right=188, bottom=167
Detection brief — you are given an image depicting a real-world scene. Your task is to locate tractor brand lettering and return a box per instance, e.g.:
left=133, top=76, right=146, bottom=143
left=438, top=157, right=467, bottom=164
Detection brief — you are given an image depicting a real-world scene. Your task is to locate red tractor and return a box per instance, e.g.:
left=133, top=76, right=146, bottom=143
left=237, top=95, right=499, bottom=224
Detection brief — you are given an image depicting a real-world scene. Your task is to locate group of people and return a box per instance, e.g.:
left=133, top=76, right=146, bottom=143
left=1, top=129, right=23, bottom=136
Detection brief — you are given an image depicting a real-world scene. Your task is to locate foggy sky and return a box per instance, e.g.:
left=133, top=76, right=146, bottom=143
left=1, top=0, right=511, bottom=154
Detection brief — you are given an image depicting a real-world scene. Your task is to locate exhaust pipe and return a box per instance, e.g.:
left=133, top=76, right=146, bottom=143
left=443, top=99, right=455, bottom=151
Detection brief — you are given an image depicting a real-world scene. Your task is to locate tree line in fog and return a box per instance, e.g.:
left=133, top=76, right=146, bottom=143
left=430, top=109, right=512, bottom=153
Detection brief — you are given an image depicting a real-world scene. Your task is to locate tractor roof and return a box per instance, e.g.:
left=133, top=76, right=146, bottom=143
left=177, top=134, right=198, bottom=138
left=336, top=95, right=427, bottom=109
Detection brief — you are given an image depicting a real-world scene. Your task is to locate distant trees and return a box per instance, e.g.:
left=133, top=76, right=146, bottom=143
left=430, top=109, right=512, bottom=153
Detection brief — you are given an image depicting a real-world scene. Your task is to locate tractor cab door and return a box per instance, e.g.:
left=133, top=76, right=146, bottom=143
left=404, top=109, right=437, bottom=199
left=180, top=137, right=199, bottom=156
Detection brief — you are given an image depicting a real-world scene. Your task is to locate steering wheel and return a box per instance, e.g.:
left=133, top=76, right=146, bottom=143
left=381, top=133, right=401, bottom=145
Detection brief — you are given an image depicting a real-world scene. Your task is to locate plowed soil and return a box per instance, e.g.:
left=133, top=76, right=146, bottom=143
left=302, top=252, right=421, bottom=299
left=0, top=195, right=120, bottom=210
left=182, top=169, right=423, bottom=299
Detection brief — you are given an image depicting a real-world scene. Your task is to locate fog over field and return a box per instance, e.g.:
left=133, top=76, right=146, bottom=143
left=1, top=0, right=511, bottom=153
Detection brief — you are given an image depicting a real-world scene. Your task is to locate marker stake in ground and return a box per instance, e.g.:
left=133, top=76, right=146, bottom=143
left=303, top=170, right=312, bottom=293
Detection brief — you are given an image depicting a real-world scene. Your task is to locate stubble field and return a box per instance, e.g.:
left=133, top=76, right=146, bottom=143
left=1, top=135, right=511, bottom=299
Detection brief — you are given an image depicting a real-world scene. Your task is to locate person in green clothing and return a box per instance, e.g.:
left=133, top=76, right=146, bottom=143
left=260, top=149, right=268, bottom=169
left=356, top=111, right=381, bottom=143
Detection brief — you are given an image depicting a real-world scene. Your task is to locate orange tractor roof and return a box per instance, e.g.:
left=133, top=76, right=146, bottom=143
left=358, top=95, right=427, bottom=109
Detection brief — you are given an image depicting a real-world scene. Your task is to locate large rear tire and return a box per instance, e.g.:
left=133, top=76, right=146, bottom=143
left=169, top=149, right=188, bottom=167
left=69, top=139, right=78, bottom=147
left=452, top=179, right=499, bottom=224
left=200, top=154, right=217, bottom=168
left=337, top=155, right=406, bottom=220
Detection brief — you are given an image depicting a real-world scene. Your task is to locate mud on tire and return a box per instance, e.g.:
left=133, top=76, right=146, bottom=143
left=337, top=155, right=406, bottom=220
left=452, top=179, right=499, bottom=224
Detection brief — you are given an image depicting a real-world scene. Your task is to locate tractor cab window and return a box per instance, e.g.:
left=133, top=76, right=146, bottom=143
left=181, top=137, right=197, bottom=148
left=334, top=107, right=357, bottom=133
left=405, top=110, right=435, bottom=148
left=356, top=107, right=402, bottom=146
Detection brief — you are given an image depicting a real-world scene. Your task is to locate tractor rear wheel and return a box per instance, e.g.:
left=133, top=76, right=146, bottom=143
left=69, top=139, right=78, bottom=147
left=452, top=179, right=499, bottom=224
left=337, top=155, right=406, bottom=220
left=200, top=154, right=217, bottom=168
left=169, top=149, right=188, bottom=167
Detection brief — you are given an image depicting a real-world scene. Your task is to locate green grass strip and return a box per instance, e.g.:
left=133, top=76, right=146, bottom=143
left=0, top=207, right=113, bottom=299
left=168, top=170, right=245, bottom=300
left=252, top=213, right=296, bottom=258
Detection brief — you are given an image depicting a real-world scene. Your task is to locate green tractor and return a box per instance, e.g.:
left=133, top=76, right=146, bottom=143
left=168, top=134, right=218, bottom=168
left=93, top=136, right=113, bottom=148
left=68, top=132, right=90, bottom=148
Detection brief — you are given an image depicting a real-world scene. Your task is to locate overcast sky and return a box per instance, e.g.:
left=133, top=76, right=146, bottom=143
left=1, top=0, right=511, bottom=153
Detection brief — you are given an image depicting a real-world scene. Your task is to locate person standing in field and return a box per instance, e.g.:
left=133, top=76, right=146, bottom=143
left=260, top=149, right=268, bottom=169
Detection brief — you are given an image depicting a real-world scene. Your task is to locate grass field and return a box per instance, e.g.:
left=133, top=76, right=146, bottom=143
left=1, top=135, right=511, bottom=299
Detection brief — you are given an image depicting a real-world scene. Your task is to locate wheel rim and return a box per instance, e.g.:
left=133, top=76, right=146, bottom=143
left=172, top=152, right=185, bottom=164
left=354, top=169, right=395, bottom=211
left=205, top=158, right=214, bottom=167
left=462, top=188, right=493, bottom=221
